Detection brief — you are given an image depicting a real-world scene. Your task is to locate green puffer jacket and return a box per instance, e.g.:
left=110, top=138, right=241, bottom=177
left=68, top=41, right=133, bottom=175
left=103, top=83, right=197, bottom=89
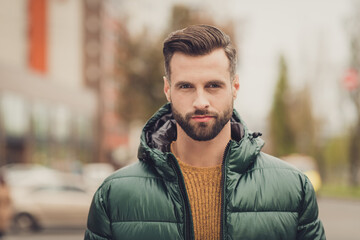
left=85, top=103, right=326, bottom=240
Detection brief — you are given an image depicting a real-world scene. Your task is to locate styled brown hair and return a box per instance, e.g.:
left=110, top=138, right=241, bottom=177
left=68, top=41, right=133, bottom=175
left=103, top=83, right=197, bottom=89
left=163, top=24, right=237, bottom=81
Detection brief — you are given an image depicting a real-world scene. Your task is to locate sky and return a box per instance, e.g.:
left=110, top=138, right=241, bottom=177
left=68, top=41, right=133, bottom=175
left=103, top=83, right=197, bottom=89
left=114, top=0, right=356, bottom=136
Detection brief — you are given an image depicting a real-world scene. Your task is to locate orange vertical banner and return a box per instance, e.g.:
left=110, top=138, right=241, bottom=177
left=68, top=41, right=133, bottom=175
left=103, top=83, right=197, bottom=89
left=28, top=0, right=47, bottom=73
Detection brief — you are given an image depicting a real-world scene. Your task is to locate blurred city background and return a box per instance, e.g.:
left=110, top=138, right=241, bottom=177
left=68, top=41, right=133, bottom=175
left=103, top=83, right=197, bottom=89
left=0, top=0, right=359, bottom=239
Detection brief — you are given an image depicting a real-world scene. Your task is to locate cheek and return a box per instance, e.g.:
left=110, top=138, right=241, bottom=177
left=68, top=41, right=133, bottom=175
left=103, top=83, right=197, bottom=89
left=172, top=97, right=190, bottom=109
left=171, top=95, right=194, bottom=113
left=171, top=91, right=192, bottom=104
left=211, top=93, right=233, bottom=104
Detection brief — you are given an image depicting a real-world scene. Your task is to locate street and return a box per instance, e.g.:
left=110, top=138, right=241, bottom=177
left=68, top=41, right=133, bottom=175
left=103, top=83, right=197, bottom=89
left=318, top=197, right=360, bottom=240
left=4, top=229, right=85, bottom=240
left=3, top=197, right=360, bottom=240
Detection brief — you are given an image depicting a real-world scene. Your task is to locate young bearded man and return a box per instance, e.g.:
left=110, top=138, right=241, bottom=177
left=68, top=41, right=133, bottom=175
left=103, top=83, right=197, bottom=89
left=84, top=25, right=326, bottom=240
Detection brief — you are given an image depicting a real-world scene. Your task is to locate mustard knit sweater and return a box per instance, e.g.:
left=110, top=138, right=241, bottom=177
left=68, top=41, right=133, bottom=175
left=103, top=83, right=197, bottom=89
left=171, top=143, right=222, bottom=240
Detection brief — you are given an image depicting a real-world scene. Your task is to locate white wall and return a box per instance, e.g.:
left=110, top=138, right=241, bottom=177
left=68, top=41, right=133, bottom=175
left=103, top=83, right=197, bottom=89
left=48, top=0, right=83, bottom=88
left=0, top=0, right=27, bottom=69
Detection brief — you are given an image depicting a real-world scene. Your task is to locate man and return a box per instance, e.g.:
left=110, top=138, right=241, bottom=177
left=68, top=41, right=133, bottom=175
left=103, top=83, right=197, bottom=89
left=85, top=25, right=326, bottom=240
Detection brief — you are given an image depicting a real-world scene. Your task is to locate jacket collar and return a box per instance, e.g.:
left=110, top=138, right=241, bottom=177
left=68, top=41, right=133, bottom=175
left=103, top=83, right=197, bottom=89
left=138, top=103, right=264, bottom=179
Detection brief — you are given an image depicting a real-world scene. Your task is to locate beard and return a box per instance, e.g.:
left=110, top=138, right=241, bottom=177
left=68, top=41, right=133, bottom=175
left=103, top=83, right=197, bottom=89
left=171, top=103, right=233, bottom=141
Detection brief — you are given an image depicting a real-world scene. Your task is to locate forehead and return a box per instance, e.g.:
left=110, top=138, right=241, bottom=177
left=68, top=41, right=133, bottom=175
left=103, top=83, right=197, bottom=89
left=169, top=49, right=230, bottom=81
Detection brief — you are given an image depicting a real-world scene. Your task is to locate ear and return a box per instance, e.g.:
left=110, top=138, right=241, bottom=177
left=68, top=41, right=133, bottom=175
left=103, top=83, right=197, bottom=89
left=232, top=74, right=240, bottom=99
left=163, top=76, right=171, bottom=102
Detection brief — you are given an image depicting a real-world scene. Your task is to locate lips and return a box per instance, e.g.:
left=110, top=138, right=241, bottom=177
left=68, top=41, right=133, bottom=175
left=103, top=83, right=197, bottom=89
left=191, top=115, right=214, bottom=122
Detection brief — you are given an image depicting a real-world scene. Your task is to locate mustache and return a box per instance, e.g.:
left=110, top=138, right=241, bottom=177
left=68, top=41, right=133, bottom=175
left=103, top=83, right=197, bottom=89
left=194, top=109, right=210, bottom=115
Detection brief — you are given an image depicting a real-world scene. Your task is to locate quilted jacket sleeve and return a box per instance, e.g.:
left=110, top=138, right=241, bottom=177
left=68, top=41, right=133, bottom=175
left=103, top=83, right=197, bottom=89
left=297, top=176, right=326, bottom=240
left=84, top=186, right=112, bottom=240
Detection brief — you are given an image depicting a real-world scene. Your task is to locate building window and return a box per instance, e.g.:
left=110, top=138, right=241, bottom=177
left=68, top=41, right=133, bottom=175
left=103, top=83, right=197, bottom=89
left=0, top=92, right=29, bottom=137
left=51, top=105, right=71, bottom=142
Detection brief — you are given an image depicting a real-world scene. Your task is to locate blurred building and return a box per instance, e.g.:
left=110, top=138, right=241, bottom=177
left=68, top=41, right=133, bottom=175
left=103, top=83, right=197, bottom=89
left=0, top=0, right=128, bottom=167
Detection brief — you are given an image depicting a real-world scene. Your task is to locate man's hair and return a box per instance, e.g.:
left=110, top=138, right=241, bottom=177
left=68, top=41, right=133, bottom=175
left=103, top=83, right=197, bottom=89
left=163, top=24, right=237, bottom=81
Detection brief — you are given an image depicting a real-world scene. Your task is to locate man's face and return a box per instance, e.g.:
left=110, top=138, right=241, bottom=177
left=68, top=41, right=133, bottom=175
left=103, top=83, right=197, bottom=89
left=164, top=48, right=239, bottom=141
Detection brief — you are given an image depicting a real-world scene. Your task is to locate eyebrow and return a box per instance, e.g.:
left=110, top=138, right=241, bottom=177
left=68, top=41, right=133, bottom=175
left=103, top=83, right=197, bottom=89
left=206, top=80, right=226, bottom=86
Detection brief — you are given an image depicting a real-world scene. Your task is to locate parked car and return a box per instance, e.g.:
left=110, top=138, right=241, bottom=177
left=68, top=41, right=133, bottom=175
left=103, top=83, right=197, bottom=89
left=11, top=183, right=93, bottom=232
left=1, top=164, right=61, bottom=188
left=281, top=154, right=322, bottom=193
left=1, top=163, right=93, bottom=232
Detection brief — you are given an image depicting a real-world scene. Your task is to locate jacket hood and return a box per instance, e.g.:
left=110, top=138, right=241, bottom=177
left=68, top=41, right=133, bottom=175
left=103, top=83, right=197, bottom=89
left=137, top=103, right=264, bottom=179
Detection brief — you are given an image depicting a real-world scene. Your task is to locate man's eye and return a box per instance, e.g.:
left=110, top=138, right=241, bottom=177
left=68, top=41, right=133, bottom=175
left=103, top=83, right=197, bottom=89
left=179, top=84, right=192, bottom=89
left=208, top=83, right=220, bottom=88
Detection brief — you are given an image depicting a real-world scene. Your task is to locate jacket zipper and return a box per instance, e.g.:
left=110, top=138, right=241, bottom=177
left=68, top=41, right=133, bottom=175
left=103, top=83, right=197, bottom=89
left=169, top=156, right=193, bottom=240
left=220, top=141, right=231, bottom=240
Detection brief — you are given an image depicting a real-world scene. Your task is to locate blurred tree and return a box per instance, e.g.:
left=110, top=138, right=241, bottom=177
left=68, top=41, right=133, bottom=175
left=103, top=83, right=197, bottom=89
left=268, top=55, right=296, bottom=157
left=116, top=4, right=238, bottom=123
left=288, top=86, right=316, bottom=154
left=344, top=2, right=360, bottom=186
left=166, top=5, right=237, bottom=41
left=116, top=23, right=164, bottom=122
left=168, top=5, right=194, bottom=31
left=287, top=84, right=326, bottom=180
left=268, top=55, right=324, bottom=171
left=322, top=135, right=350, bottom=184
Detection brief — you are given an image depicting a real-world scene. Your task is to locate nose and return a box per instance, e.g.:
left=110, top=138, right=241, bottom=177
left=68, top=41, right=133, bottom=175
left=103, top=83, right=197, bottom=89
left=193, top=90, right=209, bottom=109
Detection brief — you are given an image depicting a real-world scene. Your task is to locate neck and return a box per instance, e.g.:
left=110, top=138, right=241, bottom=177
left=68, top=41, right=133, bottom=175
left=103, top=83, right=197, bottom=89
left=173, top=122, right=231, bottom=167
